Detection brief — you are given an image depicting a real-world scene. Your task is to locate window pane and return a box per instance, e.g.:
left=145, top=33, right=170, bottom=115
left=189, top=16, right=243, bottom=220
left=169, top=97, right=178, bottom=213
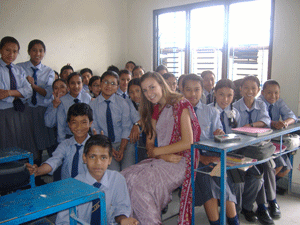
left=228, top=0, right=271, bottom=85
left=157, top=11, right=186, bottom=76
left=190, top=5, right=224, bottom=81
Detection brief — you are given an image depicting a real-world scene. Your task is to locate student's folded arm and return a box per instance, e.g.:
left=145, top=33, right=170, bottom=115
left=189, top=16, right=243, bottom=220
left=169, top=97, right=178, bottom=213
left=18, top=68, right=32, bottom=99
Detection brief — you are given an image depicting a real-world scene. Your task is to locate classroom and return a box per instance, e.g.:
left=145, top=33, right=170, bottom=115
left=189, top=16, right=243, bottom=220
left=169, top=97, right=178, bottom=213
left=1, top=0, right=300, bottom=224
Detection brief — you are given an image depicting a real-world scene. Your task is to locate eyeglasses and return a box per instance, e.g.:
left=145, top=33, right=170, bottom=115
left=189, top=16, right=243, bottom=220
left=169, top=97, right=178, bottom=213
left=103, top=80, right=117, bottom=86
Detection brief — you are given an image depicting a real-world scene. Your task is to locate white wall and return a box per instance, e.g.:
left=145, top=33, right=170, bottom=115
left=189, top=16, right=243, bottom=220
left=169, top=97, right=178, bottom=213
left=0, top=0, right=128, bottom=75
left=127, top=0, right=300, bottom=114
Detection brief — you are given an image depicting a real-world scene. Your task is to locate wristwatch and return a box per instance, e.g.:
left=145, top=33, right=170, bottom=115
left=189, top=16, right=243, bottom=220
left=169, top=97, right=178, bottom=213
left=134, top=122, right=141, bottom=128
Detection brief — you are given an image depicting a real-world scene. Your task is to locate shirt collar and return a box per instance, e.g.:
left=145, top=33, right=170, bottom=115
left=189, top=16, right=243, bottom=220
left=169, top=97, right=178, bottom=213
left=27, top=61, right=42, bottom=70
left=69, top=92, right=82, bottom=100
left=195, top=100, right=203, bottom=109
left=240, top=97, right=260, bottom=111
left=0, top=58, right=11, bottom=67
left=69, top=134, right=90, bottom=146
left=85, top=169, right=109, bottom=188
left=258, top=95, right=271, bottom=107
left=99, top=93, right=116, bottom=103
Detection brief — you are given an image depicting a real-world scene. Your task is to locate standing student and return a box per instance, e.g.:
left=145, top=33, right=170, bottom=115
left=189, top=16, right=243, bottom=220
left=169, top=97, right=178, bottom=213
left=162, top=72, right=177, bottom=92
left=116, top=69, right=131, bottom=99
left=57, top=72, right=91, bottom=143
left=18, top=39, right=56, bottom=165
left=80, top=68, right=93, bottom=93
left=233, top=76, right=275, bottom=225
left=88, top=75, right=101, bottom=98
left=0, top=36, right=36, bottom=156
left=259, top=80, right=297, bottom=193
left=59, top=65, right=74, bottom=81
left=125, top=61, right=136, bottom=72
left=155, top=64, right=168, bottom=75
left=26, top=103, right=92, bottom=180
left=121, top=72, right=201, bottom=224
left=183, top=75, right=240, bottom=225
left=201, top=70, right=215, bottom=104
left=90, top=71, right=134, bottom=171
left=55, top=134, right=139, bottom=225
left=132, top=66, right=144, bottom=79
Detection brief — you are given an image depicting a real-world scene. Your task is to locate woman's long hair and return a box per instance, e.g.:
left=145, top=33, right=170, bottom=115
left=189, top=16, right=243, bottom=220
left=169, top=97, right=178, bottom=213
left=139, top=71, right=182, bottom=138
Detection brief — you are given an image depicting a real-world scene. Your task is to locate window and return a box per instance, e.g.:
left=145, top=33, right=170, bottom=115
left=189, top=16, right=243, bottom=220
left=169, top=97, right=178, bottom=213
left=153, top=0, right=274, bottom=84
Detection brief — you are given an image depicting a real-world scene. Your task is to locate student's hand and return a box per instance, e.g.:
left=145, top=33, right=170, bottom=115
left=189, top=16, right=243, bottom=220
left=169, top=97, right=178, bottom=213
left=0, top=89, right=9, bottom=100
left=25, top=163, right=38, bottom=176
left=199, top=155, right=220, bottom=167
left=147, top=147, right=157, bottom=158
left=273, top=121, right=287, bottom=130
left=129, top=125, right=140, bottom=143
left=52, top=92, right=62, bottom=108
left=26, top=76, right=35, bottom=86
left=159, top=154, right=182, bottom=163
left=115, top=150, right=124, bottom=162
left=92, top=129, right=104, bottom=135
left=243, top=124, right=251, bottom=127
left=120, top=217, right=139, bottom=225
left=213, top=129, right=225, bottom=136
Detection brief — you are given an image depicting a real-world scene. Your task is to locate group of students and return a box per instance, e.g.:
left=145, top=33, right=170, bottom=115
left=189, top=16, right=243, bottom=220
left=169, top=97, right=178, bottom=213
left=0, top=35, right=297, bottom=225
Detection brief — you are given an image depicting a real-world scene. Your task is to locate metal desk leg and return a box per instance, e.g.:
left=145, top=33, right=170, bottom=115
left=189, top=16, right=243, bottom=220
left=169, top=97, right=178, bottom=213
left=28, top=154, right=35, bottom=188
left=220, top=150, right=227, bottom=225
left=288, top=154, right=294, bottom=193
left=191, top=145, right=195, bottom=225
left=69, top=206, right=77, bottom=225
left=99, top=193, right=107, bottom=224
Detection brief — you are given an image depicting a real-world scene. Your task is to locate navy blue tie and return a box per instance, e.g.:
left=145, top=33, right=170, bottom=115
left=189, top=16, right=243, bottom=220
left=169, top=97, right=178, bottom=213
left=31, top=67, right=38, bottom=105
left=220, top=111, right=227, bottom=133
left=6, top=65, right=25, bottom=112
left=105, top=100, right=115, bottom=142
left=71, top=144, right=82, bottom=178
left=74, top=98, right=79, bottom=104
left=194, top=107, right=198, bottom=119
left=206, top=93, right=211, bottom=104
left=91, top=182, right=101, bottom=225
left=268, top=104, right=273, bottom=120
left=246, top=110, right=253, bottom=124
left=122, top=93, right=126, bottom=99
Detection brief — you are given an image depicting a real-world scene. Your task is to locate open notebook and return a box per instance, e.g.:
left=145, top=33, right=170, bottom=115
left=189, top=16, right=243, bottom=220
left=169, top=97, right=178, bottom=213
left=231, top=127, right=273, bottom=137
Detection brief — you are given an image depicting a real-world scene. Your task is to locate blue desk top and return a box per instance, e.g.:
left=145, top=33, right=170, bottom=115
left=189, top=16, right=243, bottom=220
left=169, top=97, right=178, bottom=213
left=193, top=123, right=300, bottom=153
left=0, top=147, right=32, bottom=163
left=0, top=178, right=101, bottom=224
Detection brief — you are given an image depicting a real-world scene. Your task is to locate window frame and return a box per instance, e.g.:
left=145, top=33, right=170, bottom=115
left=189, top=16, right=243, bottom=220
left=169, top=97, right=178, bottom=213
left=153, top=0, right=274, bottom=79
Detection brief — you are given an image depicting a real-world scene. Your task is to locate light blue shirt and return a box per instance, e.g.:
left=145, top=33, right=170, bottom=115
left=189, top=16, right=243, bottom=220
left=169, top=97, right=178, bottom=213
left=56, top=170, right=131, bottom=225
left=44, top=98, right=58, bottom=128
left=17, top=61, right=54, bottom=107
left=203, top=89, right=214, bottom=104
left=233, top=97, right=271, bottom=127
left=90, top=93, right=131, bottom=142
left=116, top=87, right=129, bottom=99
left=258, top=95, right=298, bottom=122
left=209, top=103, right=242, bottom=134
left=0, top=59, right=32, bottom=109
left=194, top=101, right=223, bottom=141
left=44, top=135, right=89, bottom=179
left=57, top=92, right=91, bottom=142
left=126, top=98, right=140, bottom=124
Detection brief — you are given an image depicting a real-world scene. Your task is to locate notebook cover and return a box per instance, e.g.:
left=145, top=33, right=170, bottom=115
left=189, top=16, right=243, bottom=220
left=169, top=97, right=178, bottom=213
left=231, top=127, right=273, bottom=137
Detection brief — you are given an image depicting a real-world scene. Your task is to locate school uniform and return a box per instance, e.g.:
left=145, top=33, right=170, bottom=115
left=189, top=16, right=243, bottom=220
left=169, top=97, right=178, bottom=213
left=56, top=169, right=131, bottom=225
left=57, top=92, right=91, bottom=143
left=203, top=89, right=214, bottom=104
left=0, top=59, right=39, bottom=158
left=90, top=93, right=135, bottom=171
left=233, top=97, right=274, bottom=212
left=116, top=87, right=129, bottom=99
left=83, top=84, right=89, bottom=93
left=194, top=101, right=238, bottom=207
left=44, top=135, right=89, bottom=180
left=258, top=95, right=297, bottom=172
left=18, top=61, right=56, bottom=151
left=44, top=99, right=58, bottom=128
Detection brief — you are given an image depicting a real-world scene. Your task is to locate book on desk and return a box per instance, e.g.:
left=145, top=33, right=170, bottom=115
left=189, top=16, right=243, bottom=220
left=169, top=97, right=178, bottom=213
left=231, top=127, right=273, bottom=137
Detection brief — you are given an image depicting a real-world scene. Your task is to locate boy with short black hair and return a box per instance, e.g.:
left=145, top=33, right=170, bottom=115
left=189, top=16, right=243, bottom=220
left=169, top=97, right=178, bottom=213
left=117, top=69, right=131, bottom=99
left=55, top=134, right=139, bottom=225
left=26, top=103, right=93, bottom=180
left=90, top=71, right=134, bottom=171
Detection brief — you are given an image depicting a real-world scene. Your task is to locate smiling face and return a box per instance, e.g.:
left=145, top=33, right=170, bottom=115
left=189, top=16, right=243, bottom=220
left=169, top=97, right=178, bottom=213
left=240, top=80, right=260, bottom=103
left=83, top=145, right=112, bottom=182
left=166, top=76, right=177, bottom=92
left=82, top=72, right=92, bottom=86
left=132, top=68, right=144, bottom=79
left=262, top=84, right=280, bottom=105
left=53, top=80, right=67, bottom=98
left=89, top=79, right=101, bottom=98
left=119, top=73, right=131, bottom=92
left=141, top=77, right=164, bottom=105
left=68, top=75, right=83, bottom=98
left=60, top=69, right=74, bottom=81
left=215, top=87, right=234, bottom=110
left=29, top=43, right=45, bottom=66
left=100, top=75, right=118, bottom=99
left=203, top=73, right=215, bottom=92
left=68, top=115, right=92, bottom=143
left=128, top=84, right=142, bottom=104
left=183, top=80, right=202, bottom=107
left=0, top=42, right=19, bottom=65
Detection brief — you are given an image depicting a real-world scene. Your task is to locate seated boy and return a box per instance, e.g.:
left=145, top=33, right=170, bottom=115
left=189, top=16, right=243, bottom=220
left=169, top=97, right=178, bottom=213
left=26, top=103, right=92, bottom=180
left=56, top=134, right=139, bottom=225
left=90, top=71, right=134, bottom=171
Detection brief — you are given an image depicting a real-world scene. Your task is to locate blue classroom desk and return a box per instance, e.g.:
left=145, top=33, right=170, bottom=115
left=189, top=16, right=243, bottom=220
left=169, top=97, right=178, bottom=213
left=0, top=178, right=106, bottom=225
left=191, top=123, right=300, bottom=225
left=0, top=147, right=35, bottom=188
